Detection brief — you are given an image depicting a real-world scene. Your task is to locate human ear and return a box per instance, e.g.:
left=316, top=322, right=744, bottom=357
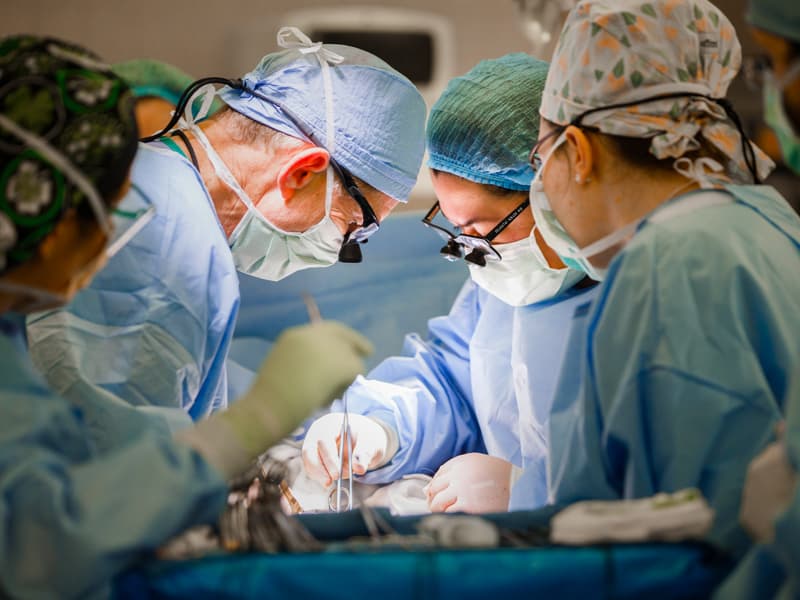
left=277, top=147, right=330, bottom=202
left=564, top=125, right=594, bottom=185
left=37, top=212, right=74, bottom=260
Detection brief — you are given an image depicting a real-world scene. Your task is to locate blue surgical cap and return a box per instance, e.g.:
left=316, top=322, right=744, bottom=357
left=427, top=53, right=549, bottom=192
left=219, top=36, right=426, bottom=202
left=748, top=0, right=800, bottom=44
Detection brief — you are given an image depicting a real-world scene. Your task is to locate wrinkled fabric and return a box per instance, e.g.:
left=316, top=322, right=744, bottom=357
left=426, top=53, right=549, bottom=191
left=27, top=143, right=240, bottom=430
left=0, top=312, right=227, bottom=599
left=542, top=0, right=773, bottom=183
left=218, top=31, right=426, bottom=202
left=336, top=278, right=597, bottom=509
left=548, top=184, right=800, bottom=558
left=714, top=368, right=800, bottom=599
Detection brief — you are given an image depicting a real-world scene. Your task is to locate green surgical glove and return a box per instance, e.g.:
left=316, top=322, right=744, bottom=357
left=177, top=321, right=373, bottom=479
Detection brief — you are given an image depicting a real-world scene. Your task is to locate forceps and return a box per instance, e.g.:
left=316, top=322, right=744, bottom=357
left=330, top=393, right=354, bottom=512
left=301, top=293, right=353, bottom=512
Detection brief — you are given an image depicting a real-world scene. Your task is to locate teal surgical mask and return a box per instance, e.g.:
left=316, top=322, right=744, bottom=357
left=764, top=60, right=800, bottom=175
left=528, top=132, right=609, bottom=282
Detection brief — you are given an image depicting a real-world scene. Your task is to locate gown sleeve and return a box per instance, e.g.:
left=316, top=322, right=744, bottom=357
left=333, top=279, right=487, bottom=483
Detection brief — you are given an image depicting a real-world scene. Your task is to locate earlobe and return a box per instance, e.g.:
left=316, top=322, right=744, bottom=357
left=565, top=125, right=594, bottom=184
left=277, top=147, right=331, bottom=203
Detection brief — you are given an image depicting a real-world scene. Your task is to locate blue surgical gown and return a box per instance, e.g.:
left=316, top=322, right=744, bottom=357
left=338, top=277, right=598, bottom=508
left=26, top=143, right=240, bottom=434
left=713, top=368, right=800, bottom=599
left=548, top=185, right=800, bottom=558
left=0, top=313, right=227, bottom=599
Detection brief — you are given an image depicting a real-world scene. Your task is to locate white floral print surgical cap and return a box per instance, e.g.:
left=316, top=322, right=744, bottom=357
left=541, top=0, right=774, bottom=184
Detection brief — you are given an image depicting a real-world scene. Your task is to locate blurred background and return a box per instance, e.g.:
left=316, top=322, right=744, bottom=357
left=2, top=0, right=796, bottom=211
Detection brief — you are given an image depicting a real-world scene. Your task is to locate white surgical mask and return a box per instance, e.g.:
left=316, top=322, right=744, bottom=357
left=468, top=234, right=583, bottom=307
left=188, top=122, right=343, bottom=281
left=529, top=132, right=612, bottom=281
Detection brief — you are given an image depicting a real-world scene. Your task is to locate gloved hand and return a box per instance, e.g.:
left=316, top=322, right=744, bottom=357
left=740, top=433, right=799, bottom=543
left=427, top=453, right=514, bottom=514
left=177, top=321, right=373, bottom=479
left=302, top=412, right=399, bottom=487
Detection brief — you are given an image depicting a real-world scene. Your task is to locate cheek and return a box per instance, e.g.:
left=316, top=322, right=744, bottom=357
left=542, top=157, right=572, bottom=217
left=542, top=157, right=584, bottom=240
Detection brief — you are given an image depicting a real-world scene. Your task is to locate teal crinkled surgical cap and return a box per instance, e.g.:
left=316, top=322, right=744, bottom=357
left=219, top=31, right=426, bottom=202
left=426, top=53, right=549, bottom=191
left=748, top=0, right=800, bottom=44
left=112, top=59, right=194, bottom=105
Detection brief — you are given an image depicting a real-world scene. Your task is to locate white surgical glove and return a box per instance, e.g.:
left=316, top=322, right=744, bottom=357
left=740, top=436, right=799, bottom=543
left=302, top=412, right=399, bottom=487
left=177, top=321, right=373, bottom=479
left=426, top=453, right=514, bottom=514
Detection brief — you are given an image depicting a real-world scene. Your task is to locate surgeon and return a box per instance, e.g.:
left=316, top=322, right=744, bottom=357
left=712, top=3, right=800, bottom=596
left=301, top=54, right=598, bottom=513
left=534, top=0, right=800, bottom=559
left=25, top=27, right=427, bottom=438
left=0, top=35, right=370, bottom=598
left=112, top=58, right=221, bottom=137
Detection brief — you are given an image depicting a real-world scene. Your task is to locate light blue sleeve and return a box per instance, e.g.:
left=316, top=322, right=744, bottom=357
left=771, top=368, right=800, bottom=595
left=0, top=330, right=228, bottom=599
left=713, top=368, right=800, bottom=600
left=549, top=232, right=787, bottom=557
left=25, top=146, right=240, bottom=423
left=333, top=279, right=486, bottom=483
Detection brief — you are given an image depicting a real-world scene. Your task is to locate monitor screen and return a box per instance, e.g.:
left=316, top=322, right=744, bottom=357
left=310, top=30, right=434, bottom=84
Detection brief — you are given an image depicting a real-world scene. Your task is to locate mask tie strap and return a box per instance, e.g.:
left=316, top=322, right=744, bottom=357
left=277, top=27, right=345, bottom=66
left=673, top=156, right=725, bottom=189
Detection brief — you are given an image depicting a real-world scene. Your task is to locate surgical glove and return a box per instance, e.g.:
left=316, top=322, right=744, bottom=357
left=427, top=453, right=513, bottom=514
left=302, top=412, right=399, bottom=487
left=740, top=439, right=799, bottom=543
left=177, top=321, right=373, bottom=479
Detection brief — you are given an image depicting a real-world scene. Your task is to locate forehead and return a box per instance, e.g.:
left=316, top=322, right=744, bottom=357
left=432, top=171, right=517, bottom=222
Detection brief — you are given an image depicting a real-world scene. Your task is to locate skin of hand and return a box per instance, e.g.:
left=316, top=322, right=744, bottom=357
left=426, top=453, right=514, bottom=514
left=740, top=425, right=799, bottom=543
left=301, top=412, right=391, bottom=488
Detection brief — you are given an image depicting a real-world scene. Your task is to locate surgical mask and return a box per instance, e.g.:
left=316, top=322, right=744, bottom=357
left=0, top=280, right=69, bottom=314
left=468, top=234, right=583, bottom=307
left=188, top=122, right=344, bottom=281
left=530, top=133, right=703, bottom=282
left=528, top=132, right=612, bottom=281
left=764, top=60, right=800, bottom=175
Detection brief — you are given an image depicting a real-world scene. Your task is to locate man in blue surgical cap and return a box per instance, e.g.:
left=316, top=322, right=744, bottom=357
left=25, top=27, right=427, bottom=441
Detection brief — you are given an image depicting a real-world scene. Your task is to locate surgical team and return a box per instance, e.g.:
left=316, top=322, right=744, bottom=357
left=0, top=0, right=798, bottom=596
